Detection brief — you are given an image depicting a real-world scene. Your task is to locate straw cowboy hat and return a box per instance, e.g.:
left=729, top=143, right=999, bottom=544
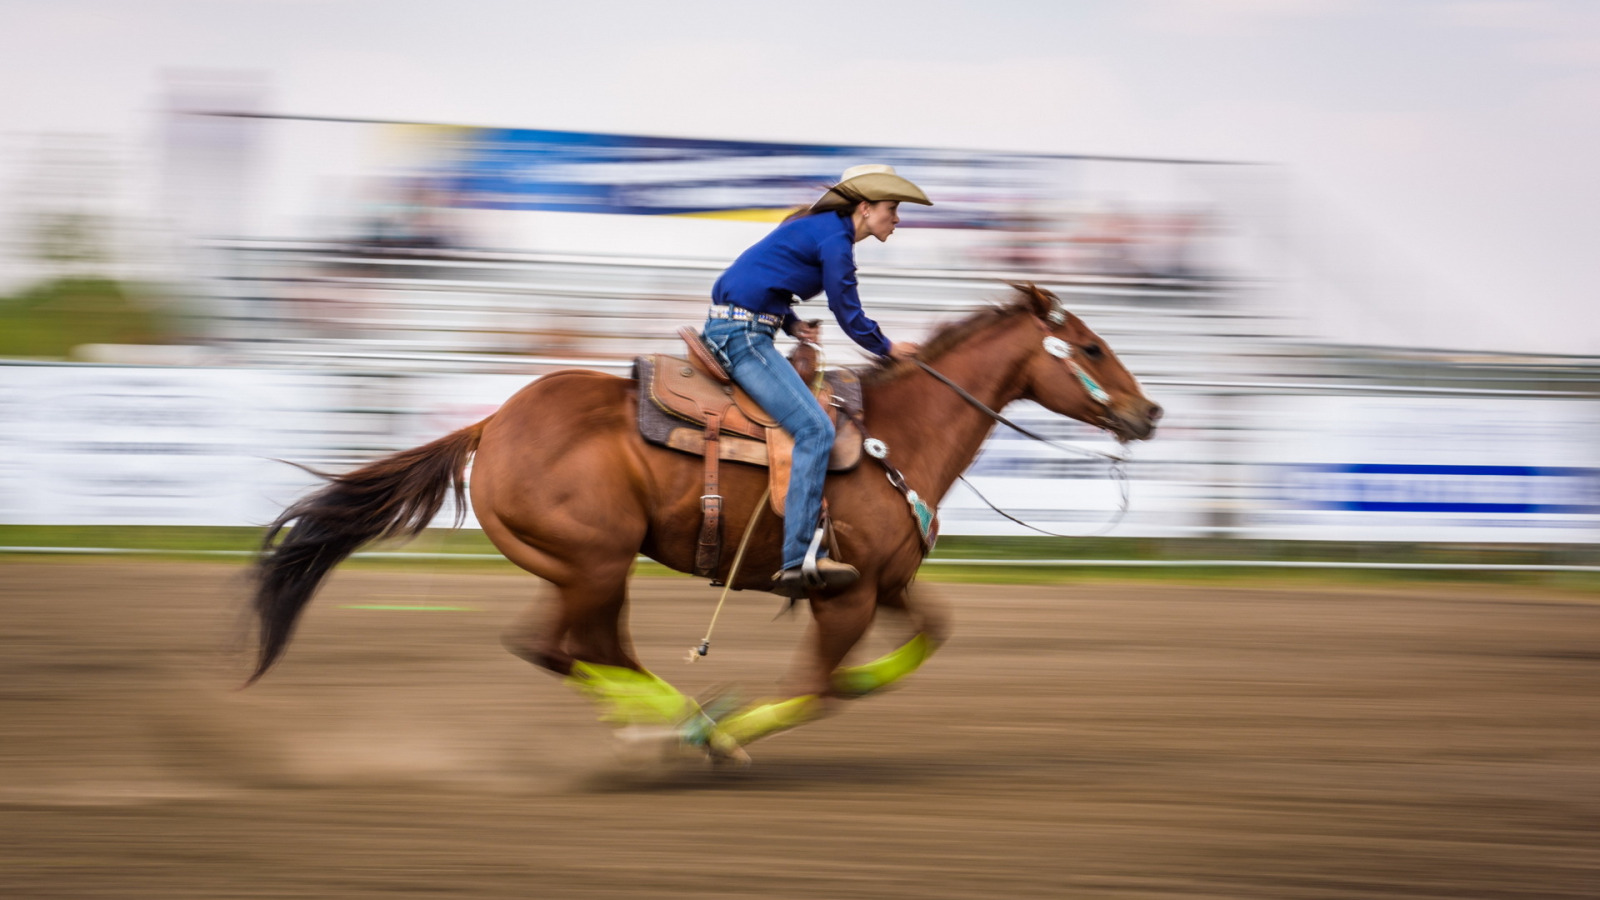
left=809, top=164, right=933, bottom=212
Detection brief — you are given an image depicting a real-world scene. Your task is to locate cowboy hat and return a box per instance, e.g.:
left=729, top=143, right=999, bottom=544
left=809, top=164, right=933, bottom=212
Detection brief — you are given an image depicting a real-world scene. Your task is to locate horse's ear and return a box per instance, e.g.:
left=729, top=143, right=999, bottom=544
left=1006, top=281, right=1054, bottom=318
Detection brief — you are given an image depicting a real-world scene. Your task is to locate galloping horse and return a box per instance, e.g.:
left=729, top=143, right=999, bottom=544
left=245, top=283, right=1161, bottom=763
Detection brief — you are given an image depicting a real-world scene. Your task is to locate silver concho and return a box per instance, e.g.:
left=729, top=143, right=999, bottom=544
left=863, top=438, right=889, bottom=459
left=1043, top=336, right=1072, bottom=359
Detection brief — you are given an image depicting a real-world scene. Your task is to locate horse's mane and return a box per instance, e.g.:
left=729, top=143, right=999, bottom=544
left=858, top=290, right=1033, bottom=385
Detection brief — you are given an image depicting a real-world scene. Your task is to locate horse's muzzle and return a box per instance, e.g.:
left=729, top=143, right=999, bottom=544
left=1109, top=400, right=1162, bottom=441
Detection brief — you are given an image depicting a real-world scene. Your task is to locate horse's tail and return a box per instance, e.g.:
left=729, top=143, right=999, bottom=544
left=244, top=420, right=487, bottom=686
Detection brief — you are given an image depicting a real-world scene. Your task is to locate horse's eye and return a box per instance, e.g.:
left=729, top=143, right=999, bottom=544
left=1083, top=343, right=1103, bottom=360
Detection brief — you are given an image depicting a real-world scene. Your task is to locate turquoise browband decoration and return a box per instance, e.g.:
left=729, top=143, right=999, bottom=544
left=1077, top=369, right=1111, bottom=406
left=1043, top=335, right=1110, bottom=406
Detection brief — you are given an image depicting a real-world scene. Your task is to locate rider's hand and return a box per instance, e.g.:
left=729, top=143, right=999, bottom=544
left=888, top=341, right=920, bottom=361
left=790, top=320, right=822, bottom=344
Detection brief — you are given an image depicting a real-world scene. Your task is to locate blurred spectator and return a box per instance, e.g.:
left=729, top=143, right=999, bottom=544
left=358, top=174, right=460, bottom=250
left=1137, top=208, right=1216, bottom=279
left=1065, top=203, right=1141, bottom=275
left=972, top=200, right=1220, bottom=279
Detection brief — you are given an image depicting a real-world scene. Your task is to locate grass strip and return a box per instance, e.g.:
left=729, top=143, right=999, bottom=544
left=3, top=526, right=1595, bottom=591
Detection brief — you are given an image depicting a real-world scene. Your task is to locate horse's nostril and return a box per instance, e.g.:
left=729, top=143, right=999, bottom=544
left=1147, top=403, right=1163, bottom=423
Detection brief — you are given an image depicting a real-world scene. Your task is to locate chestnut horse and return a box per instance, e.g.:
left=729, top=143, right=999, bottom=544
left=246, top=283, right=1161, bottom=764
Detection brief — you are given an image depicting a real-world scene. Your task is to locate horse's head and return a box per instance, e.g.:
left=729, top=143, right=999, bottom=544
left=1010, top=283, right=1162, bottom=442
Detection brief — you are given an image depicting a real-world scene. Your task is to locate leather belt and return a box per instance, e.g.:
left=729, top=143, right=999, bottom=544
left=707, top=305, right=785, bottom=329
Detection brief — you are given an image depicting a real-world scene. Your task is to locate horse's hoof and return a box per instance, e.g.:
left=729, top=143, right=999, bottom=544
left=707, top=739, right=751, bottom=769
left=679, top=717, right=751, bottom=768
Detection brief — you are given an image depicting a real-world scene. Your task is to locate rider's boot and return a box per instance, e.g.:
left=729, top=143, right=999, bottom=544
left=771, top=559, right=858, bottom=598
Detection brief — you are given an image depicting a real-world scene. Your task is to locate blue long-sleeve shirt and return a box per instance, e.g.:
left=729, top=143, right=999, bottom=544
left=711, top=211, right=892, bottom=357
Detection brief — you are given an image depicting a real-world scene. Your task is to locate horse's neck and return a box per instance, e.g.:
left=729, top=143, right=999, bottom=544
left=865, top=324, right=1030, bottom=505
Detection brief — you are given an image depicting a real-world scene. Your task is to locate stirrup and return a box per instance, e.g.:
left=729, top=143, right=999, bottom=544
left=800, top=524, right=827, bottom=584
left=770, top=558, right=858, bottom=598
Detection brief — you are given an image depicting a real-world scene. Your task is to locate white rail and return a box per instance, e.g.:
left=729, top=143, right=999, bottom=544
left=2, top=546, right=1594, bottom=573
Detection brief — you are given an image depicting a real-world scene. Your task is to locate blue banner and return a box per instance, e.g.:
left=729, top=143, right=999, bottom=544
left=1278, top=464, right=1600, bottom=515
left=438, top=127, right=1052, bottom=228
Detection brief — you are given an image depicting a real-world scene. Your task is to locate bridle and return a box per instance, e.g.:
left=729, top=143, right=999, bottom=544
left=1039, top=301, right=1113, bottom=404
left=861, top=298, right=1136, bottom=542
left=922, top=296, right=1131, bottom=458
left=908, top=361, right=1132, bottom=540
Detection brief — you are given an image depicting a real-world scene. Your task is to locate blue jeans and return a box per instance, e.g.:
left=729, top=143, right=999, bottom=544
left=701, top=316, right=835, bottom=571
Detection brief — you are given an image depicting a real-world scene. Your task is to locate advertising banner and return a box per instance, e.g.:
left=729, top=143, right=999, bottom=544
left=1240, top=395, right=1600, bottom=543
left=0, top=365, right=345, bottom=526
left=409, top=126, right=1061, bottom=228
left=5, top=365, right=1595, bottom=545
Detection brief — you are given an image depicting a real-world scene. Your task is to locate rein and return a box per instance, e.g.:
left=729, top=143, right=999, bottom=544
left=910, top=359, right=1125, bottom=465
left=908, top=351, right=1134, bottom=540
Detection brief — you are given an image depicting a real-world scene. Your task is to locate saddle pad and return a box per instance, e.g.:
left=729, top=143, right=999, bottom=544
left=634, top=355, right=862, bottom=472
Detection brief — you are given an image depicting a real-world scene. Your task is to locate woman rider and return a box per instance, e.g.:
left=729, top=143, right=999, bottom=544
left=702, top=164, right=931, bottom=597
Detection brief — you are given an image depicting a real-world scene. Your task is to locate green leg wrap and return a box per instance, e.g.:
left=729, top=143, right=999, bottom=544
left=564, top=662, right=694, bottom=725
left=716, top=695, right=825, bottom=747
left=830, top=632, right=939, bottom=698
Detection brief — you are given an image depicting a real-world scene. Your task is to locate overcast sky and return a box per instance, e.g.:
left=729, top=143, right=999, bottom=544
left=2, top=0, right=1596, bottom=355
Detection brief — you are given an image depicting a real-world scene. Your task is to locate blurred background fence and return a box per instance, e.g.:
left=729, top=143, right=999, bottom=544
left=1, top=111, right=1597, bottom=551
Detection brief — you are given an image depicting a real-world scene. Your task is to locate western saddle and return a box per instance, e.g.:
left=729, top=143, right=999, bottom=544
left=634, top=327, right=864, bottom=577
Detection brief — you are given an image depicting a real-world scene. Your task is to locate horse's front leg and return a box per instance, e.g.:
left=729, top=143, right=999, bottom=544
left=790, top=585, right=883, bottom=696
left=705, top=585, right=877, bottom=753
left=829, top=584, right=949, bottom=699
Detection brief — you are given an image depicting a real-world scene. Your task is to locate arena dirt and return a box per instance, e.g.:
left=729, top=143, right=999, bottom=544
left=1, top=560, right=1597, bottom=898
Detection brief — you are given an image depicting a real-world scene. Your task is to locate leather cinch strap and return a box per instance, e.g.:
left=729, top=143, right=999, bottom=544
left=695, top=410, right=723, bottom=577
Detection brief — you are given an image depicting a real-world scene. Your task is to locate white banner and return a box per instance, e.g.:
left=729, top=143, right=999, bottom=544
left=1236, top=395, right=1600, bottom=543
left=2, top=364, right=1596, bottom=544
left=1, top=366, right=342, bottom=526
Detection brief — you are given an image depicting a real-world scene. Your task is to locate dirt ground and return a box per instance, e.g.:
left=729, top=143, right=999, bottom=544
left=1, top=560, right=1597, bottom=899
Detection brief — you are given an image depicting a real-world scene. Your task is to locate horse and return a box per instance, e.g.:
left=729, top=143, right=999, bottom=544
left=244, top=283, right=1162, bottom=764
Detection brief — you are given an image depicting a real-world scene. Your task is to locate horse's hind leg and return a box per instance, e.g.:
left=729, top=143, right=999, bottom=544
left=500, top=577, right=633, bottom=675
left=500, top=561, right=699, bottom=731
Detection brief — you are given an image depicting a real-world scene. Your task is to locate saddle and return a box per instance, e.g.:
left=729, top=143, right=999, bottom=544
left=634, top=328, right=864, bottom=577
